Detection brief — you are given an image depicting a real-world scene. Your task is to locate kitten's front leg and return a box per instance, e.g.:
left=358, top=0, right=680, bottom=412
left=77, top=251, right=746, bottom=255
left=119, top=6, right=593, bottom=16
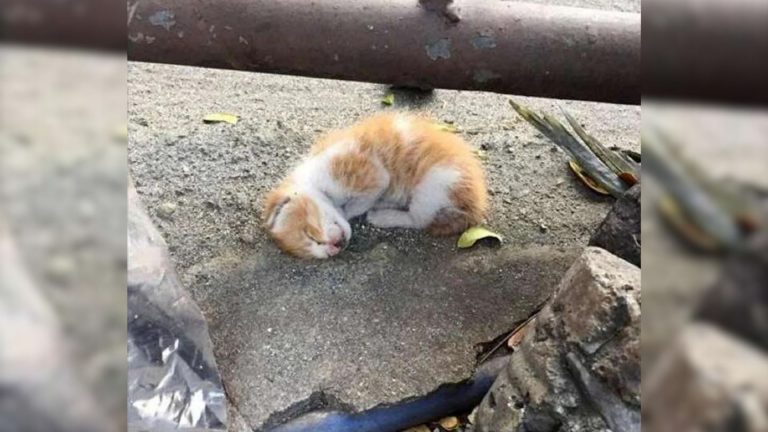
left=367, top=209, right=419, bottom=228
left=342, top=196, right=378, bottom=220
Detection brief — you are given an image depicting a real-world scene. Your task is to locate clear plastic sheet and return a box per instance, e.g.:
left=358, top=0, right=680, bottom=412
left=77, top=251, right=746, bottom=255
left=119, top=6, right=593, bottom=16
left=128, top=180, right=227, bottom=431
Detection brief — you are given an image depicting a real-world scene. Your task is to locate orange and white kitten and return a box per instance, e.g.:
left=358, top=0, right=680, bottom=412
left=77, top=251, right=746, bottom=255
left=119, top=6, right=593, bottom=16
left=262, top=112, right=487, bottom=259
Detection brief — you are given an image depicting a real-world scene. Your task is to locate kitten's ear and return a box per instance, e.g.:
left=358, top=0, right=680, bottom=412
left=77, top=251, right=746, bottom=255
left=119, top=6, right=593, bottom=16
left=266, top=196, right=291, bottom=229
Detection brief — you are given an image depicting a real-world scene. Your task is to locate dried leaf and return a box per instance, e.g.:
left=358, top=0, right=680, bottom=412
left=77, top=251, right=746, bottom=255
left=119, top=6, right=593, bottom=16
left=477, top=305, right=545, bottom=364
left=644, top=128, right=743, bottom=250
left=618, top=172, right=639, bottom=186
left=381, top=93, right=395, bottom=106
left=658, top=195, right=721, bottom=251
left=568, top=160, right=611, bottom=195
left=114, top=125, right=128, bottom=141
left=507, top=318, right=535, bottom=349
left=403, top=426, right=430, bottom=432
left=203, top=113, right=239, bottom=124
left=736, top=213, right=761, bottom=233
left=457, top=226, right=502, bottom=248
left=474, top=149, right=488, bottom=160
left=560, top=105, right=636, bottom=176
left=432, top=121, right=459, bottom=133
left=439, top=416, right=460, bottom=430
left=510, top=100, right=627, bottom=198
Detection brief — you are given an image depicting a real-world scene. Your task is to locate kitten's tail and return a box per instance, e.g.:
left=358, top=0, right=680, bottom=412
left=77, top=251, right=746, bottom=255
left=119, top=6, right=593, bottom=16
left=428, top=167, right=488, bottom=236
left=427, top=208, right=483, bottom=236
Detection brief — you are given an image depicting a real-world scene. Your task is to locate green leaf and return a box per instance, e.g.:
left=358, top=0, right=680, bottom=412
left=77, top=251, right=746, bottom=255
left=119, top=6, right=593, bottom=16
left=432, top=121, right=459, bottom=133
left=457, top=226, right=503, bottom=248
left=474, top=149, right=488, bottom=160
left=203, top=113, right=239, bottom=124
left=381, top=93, right=395, bottom=106
left=114, top=125, right=128, bottom=141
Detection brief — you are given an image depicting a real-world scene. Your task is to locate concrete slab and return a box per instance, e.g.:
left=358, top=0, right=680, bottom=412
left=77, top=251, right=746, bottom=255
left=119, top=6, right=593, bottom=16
left=128, top=60, right=639, bottom=430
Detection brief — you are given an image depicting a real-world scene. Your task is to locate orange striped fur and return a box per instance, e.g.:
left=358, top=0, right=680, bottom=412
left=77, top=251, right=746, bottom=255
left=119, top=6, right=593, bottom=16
left=262, top=112, right=488, bottom=258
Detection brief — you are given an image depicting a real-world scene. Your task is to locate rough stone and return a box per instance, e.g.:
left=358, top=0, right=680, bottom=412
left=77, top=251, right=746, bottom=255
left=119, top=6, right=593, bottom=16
left=156, top=201, right=177, bottom=219
left=643, top=323, right=768, bottom=432
left=2, top=47, right=127, bottom=431
left=474, top=247, right=640, bottom=432
left=589, top=184, right=641, bottom=267
left=1, top=220, right=107, bottom=432
left=695, top=232, right=768, bottom=351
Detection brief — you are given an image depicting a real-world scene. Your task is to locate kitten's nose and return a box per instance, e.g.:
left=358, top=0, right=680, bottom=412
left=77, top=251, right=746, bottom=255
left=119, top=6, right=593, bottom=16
left=332, top=235, right=347, bottom=250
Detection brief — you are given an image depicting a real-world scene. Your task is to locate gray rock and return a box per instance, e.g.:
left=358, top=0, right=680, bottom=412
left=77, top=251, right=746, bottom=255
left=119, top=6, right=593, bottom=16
left=474, top=247, right=640, bottom=432
left=235, top=192, right=250, bottom=210
left=643, top=323, right=768, bottom=432
left=156, top=201, right=177, bottom=219
left=239, top=233, right=257, bottom=245
left=1, top=220, right=107, bottom=432
left=589, top=184, right=641, bottom=267
left=695, top=232, right=768, bottom=351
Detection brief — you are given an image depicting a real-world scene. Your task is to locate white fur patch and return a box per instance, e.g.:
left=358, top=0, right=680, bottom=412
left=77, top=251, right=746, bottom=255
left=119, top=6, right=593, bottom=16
left=368, top=165, right=460, bottom=229
left=393, top=114, right=414, bottom=146
left=410, top=166, right=461, bottom=224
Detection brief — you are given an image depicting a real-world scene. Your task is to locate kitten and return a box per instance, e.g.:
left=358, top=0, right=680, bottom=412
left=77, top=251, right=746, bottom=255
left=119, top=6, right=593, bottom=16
left=262, top=112, right=488, bottom=258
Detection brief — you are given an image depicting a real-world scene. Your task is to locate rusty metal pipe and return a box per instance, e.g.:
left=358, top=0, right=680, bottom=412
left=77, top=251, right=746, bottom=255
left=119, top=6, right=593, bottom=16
left=1, top=0, right=126, bottom=51
left=127, top=0, right=640, bottom=104
left=643, top=0, right=768, bottom=105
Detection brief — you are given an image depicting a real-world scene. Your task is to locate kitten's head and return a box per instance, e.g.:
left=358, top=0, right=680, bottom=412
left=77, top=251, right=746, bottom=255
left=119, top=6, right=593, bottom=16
left=262, top=184, right=351, bottom=259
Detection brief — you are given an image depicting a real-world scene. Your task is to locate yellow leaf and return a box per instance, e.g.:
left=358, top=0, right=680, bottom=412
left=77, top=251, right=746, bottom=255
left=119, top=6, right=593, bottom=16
left=457, top=226, right=502, bottom=248
left=114, top=125, right=128, bottom=141
left=658, top=195, right=721, bottom=252
left=568, top=159, right=611, bottom=195
left=403, top=426, right=430, bottom=432
left=507, top=318, right=535, bottom=350
left=432, top=121, right=459, bottom=133
left=474, top=149, right=488, bottom=160
left=439, top=416, right=460, bottom=430
left=203, top=113, right=239, bottom=124
left=381, top=93, right=395, bottom=106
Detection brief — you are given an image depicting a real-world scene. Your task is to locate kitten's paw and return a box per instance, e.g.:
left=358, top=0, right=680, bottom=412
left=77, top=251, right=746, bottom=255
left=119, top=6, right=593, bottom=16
left=366, top=210, right=414, bottom=228
left=365, top=210, right=388, bottom=227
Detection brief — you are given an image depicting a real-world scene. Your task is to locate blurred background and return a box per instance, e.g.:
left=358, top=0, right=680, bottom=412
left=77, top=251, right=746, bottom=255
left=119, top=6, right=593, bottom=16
left=642, top=1, right=768, bottom=430
left=1, top=0, right=767, bottom=430
left=0, top=45, right=127, bottom=431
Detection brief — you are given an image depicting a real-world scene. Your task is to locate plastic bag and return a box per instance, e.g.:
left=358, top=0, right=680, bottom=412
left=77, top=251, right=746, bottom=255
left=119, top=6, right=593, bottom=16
left=127, top=180, right=227, bottom=431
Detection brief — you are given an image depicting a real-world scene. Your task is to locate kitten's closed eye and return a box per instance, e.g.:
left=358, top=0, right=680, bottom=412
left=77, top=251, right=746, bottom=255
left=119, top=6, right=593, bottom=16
left=306, top=232, right=324, bottom=244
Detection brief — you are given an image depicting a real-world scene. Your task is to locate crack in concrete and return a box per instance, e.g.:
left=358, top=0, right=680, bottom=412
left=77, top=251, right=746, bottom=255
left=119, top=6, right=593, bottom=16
left=257, top=356, right=510, bottom=432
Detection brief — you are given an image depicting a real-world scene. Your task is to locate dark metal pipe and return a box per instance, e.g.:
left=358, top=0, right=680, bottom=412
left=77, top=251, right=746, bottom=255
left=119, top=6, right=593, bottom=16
left=127, top=0, right=640, bottom=104
left=1, top=0, right=126, bottom=51
left=643, top=0, right=768, bottom=105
